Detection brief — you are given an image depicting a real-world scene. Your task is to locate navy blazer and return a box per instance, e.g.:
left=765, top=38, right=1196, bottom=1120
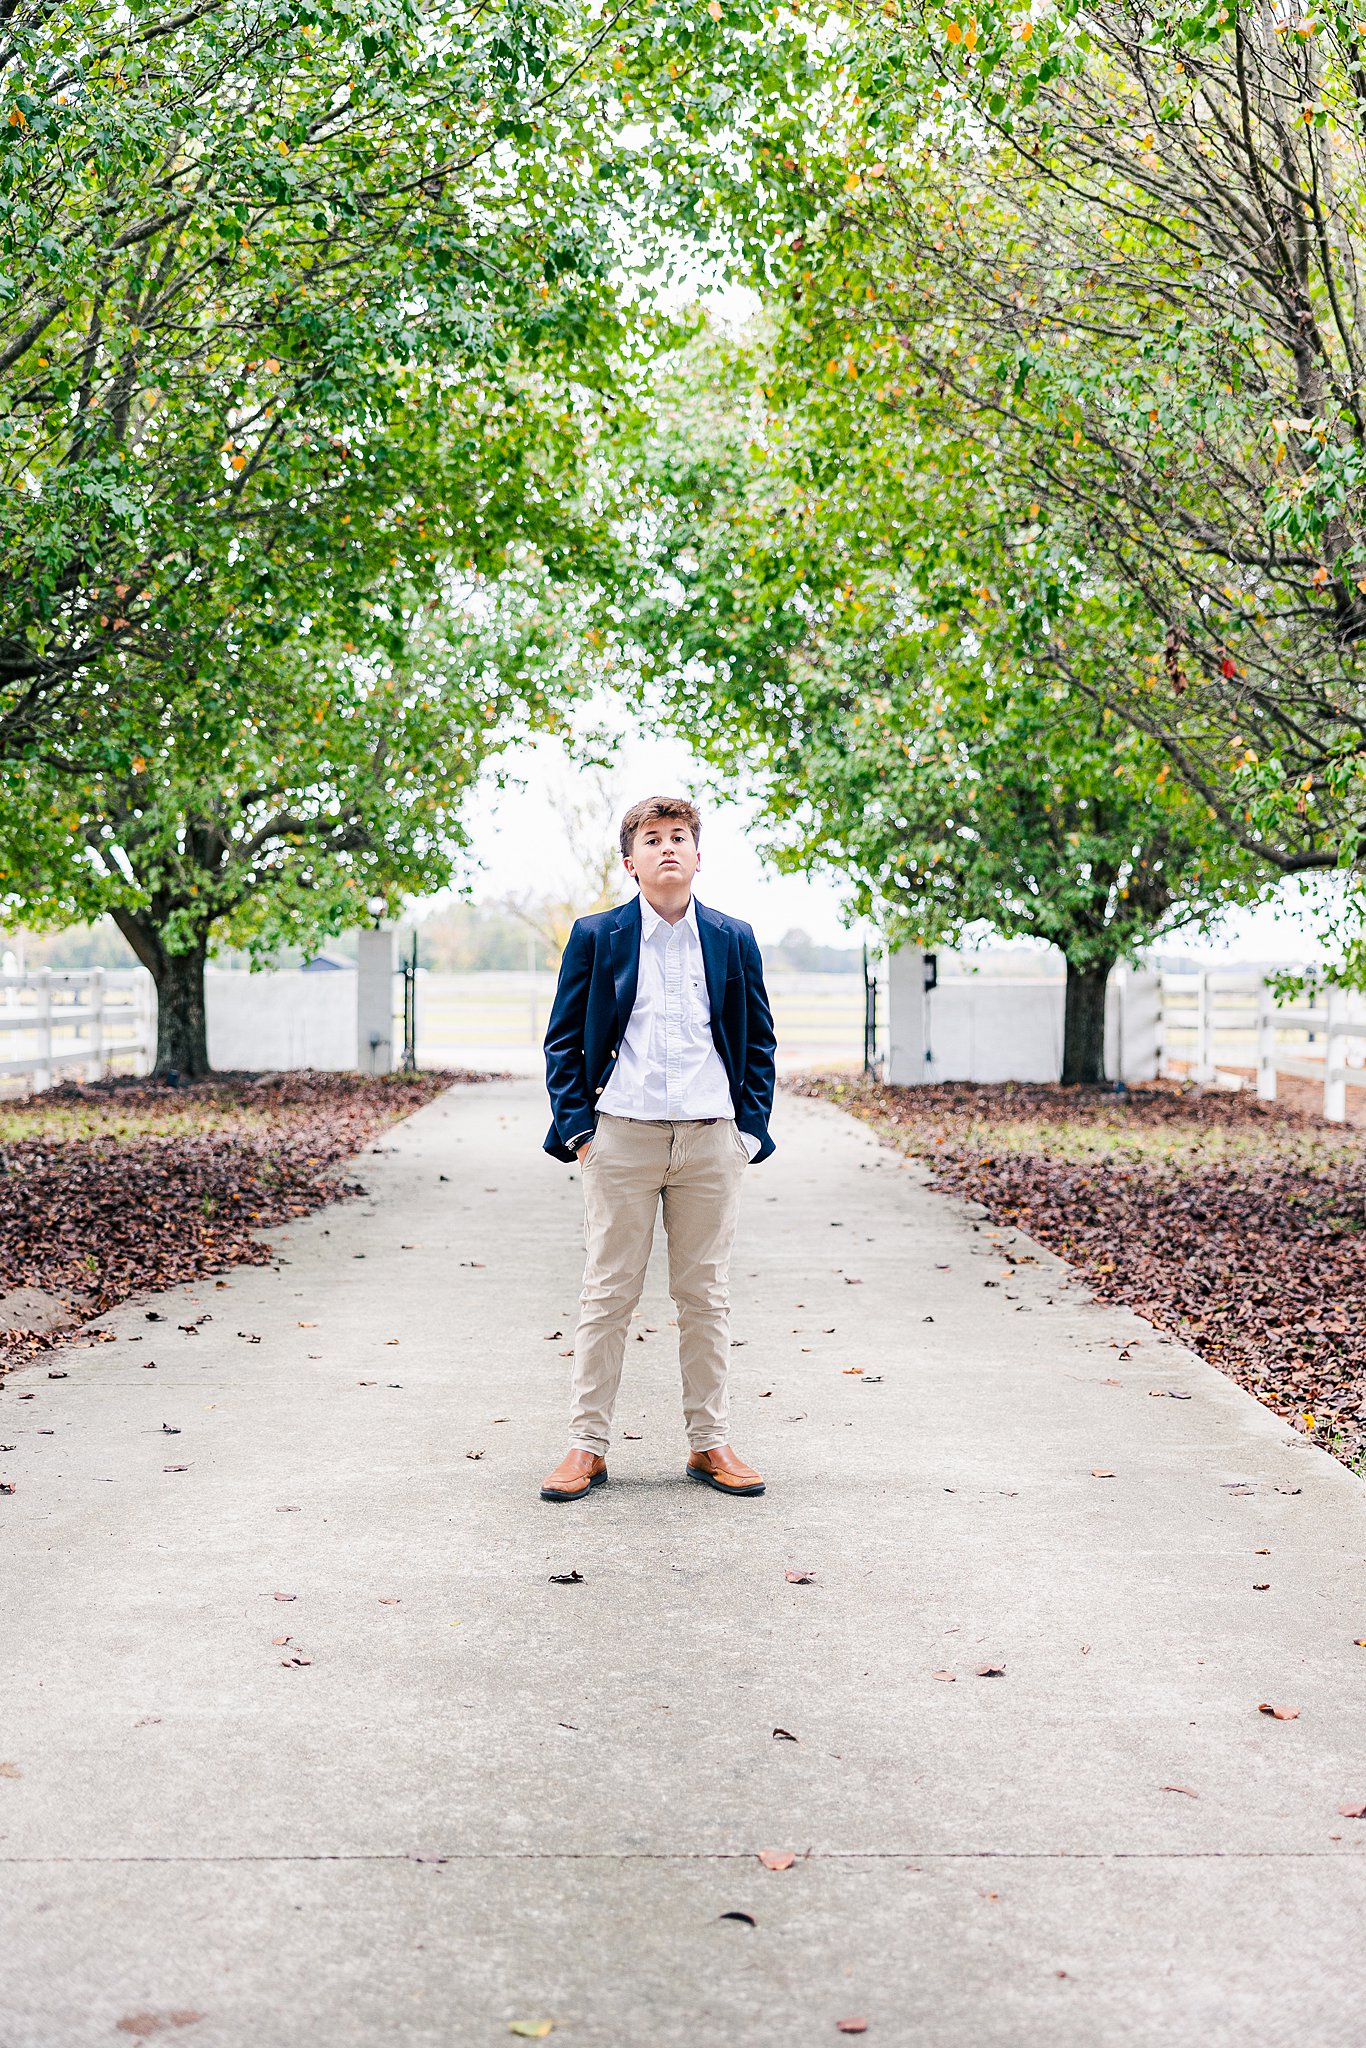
left=543, top=895, right=777, bottom=1164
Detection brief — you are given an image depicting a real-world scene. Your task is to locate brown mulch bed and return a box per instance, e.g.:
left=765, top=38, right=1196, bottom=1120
left=788, top=1073, right=1366, bottom=1473
left=0, top=1069, right=497, bottom=1374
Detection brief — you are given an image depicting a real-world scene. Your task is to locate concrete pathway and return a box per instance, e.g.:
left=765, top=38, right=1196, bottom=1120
left=3, top=1080, right=1364, bottom=2047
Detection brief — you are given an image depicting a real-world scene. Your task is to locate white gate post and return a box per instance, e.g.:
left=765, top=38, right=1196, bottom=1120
left=88, top=968, right=106, bottom=1081
left=357, top=928, right=396, bottom=1074
left=35, top=968, right=53, bottom=1092
left=885, top=945, right=929, bottom=1086
left=1195, top=968, right=1213, bottom=1083
left=1324, top=984, right=1346, bottom=1123
left=138, top=968, right=157, bottom=1074
left=1256, top=978, right=1278, bottom=1102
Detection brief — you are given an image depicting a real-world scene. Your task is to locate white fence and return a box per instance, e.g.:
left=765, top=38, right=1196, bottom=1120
left=1157, top=969, right=1366, bottom=1121
left=3, top=955, right=1366, bottom=1122
left=888, top=953, right=1162, bottom=1089
left=0, top=969, right=154, bottom=1091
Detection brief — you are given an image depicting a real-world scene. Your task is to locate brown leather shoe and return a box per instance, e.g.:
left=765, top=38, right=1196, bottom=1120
left=540, top=1448, right=608, bottom=1502
left=686, top=1444, right=765, bottom=1496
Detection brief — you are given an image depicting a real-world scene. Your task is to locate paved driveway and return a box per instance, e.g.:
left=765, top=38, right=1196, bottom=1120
left=3, top=1079, right=1364, bottom=2045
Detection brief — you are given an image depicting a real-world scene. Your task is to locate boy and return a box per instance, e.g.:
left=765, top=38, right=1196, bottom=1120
left=540, top=795, right=777, bottom=1501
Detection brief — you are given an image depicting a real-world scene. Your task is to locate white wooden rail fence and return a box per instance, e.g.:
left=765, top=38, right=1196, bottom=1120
left=0, top=968, right=154, bottom=1091
left=1, top=962, right=1364, bottom=1119
left=1157, top=969, right=1366, bottom=1121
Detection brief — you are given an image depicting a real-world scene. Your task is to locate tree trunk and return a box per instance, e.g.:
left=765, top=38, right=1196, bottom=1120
left=152, top=942, right=210, bottom=1078
left=1061, top=956, right=1113, bottom=1086
left=111, top=911, right=211, bottom=1079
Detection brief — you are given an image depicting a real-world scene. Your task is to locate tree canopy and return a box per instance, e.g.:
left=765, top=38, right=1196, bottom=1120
left=687, top=0, right=1366, bottom=971
left=617, top=330, right=1272, bottom=1075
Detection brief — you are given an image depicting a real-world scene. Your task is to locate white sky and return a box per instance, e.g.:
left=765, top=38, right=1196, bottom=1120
left=436, top=704, right=1342, bottom=964
left=448, top=714, right=861, bottom=948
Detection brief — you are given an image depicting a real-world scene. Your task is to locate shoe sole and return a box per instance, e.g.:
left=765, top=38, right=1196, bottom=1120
left=686, top=1466, right=765, bottom=1497
left=540, top=1469, right=609, bottom=1503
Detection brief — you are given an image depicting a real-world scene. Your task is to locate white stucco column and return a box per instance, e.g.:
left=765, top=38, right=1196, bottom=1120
left=886, top=944, right=930, bottom=1086
left=356, top=928, right=395, bottom=1074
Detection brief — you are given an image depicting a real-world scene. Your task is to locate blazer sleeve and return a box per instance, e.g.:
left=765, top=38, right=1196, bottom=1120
left=543, top=920, right=596, bottom=1147
left=737, top=925, right=777, bottom=1129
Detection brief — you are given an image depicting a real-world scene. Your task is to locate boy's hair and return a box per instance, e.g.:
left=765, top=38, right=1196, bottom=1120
left=619, top=795, right=702, bottom=861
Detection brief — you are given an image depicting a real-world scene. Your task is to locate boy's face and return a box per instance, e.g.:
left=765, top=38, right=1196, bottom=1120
left=624, top=817, right=700, bottom=895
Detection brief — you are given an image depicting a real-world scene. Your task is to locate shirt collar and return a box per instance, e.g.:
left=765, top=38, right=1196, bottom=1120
left=639, top=893, right=697, bottom=942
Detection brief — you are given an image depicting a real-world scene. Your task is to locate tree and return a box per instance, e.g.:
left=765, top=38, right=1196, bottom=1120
left=0, top=0, right=822, bottom=1062
left=0, top=574, right=574, bottom=1073
left=620, top=338, right=1271, bottom=1079
left=710, top=1, right=1366, bottom=924
left=0, top=0, right=809, bottom=758
left=504, top=767, right=632, bottom=963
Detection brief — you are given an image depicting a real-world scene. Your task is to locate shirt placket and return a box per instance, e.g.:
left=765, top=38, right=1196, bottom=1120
left=663, top=926, right=684, bottom=1117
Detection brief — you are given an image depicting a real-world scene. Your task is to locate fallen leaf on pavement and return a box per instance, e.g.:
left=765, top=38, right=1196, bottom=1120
left=718, top=1910, right=757, bottom=1927
left=785, top=1570, right=815, bottom=1584
left=1257, top=1703, right=1299, bottom=1719
left=379, top=1597, right=401, bottom=1605
left=1161, top=1784, right=1199, bottom=1797
left=298, top=1321, right=317, bottom=1328
left=466, top=1450, right=484, bottom=1460
left=773, top=1727, right=799, bottom=1742
left=976, top=1664, right=1005, bottom=1677
left=932, top=1671, right=956, bottom=1682
left=1090, top=1469, right=1116, bottom=1479
left=115, top=2017, right=204, bottom=2038
left=758, top=1849, right=796, bottom=1871
left=281, top=1655, right=311, bottom=1667
left=162, top=1464, right=189, bottom=1473
left=272, top=1636, right=291, bottom=1647
left=273, top=1593, right=296, bottom=1601
left=0, top=1761, right=21, bottom=1777
left=543, top=1332, right=563, bottom=1341
left=1253, top=1583, right=1270, bottom=1591
left=835, top=2021, right=869, bottom=2035
left=1337, top=1801, right=1366, bottom=1818
left=623, top=1431, right=642, bottom=1439
left=548, top=1570, right=583, bottom=1584
left=841, top=1367, right=864, bottom=1375
left=507, top=2025, right=554, bottom=2040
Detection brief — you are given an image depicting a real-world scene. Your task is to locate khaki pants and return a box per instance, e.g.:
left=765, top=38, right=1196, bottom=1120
left=568, top=1113, right=749, bottom=1456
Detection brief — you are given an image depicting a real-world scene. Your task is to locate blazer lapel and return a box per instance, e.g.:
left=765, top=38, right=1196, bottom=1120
left=609, top=896, right=642, bottom=1041
left=694, top=899, right=729, bottom=1030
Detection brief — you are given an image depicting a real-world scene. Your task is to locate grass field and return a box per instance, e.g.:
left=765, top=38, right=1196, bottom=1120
left=411, top=969, right=867, bottom=1073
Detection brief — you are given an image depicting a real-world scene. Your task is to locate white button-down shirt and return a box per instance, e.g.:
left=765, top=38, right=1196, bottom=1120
left=596, top=896, right=758, bottom=1153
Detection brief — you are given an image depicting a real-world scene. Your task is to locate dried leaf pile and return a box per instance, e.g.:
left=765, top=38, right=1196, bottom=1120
left=788, top=1074, right=1366, bottom=1472
left=0, top=1070, right=487, bottom=1371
